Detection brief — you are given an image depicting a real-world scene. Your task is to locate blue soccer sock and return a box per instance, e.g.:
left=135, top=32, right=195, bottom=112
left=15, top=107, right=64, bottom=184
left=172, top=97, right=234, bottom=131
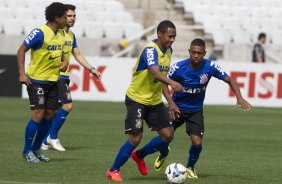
left=23, top=118, right=40, bottom=154
left=137, top=136, right=169, bottom=158
left=110, top=140, right=136, bottom=171
left=187, top=144, right=202, bottom=169
left=31, top=118, right=51, bottom=151
left=49, top=108, right=69, bottom=139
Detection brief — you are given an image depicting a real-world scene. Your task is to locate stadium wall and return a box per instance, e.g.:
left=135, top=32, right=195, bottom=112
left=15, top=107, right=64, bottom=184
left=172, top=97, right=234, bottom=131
left=21, top=56, right=282, bottom=107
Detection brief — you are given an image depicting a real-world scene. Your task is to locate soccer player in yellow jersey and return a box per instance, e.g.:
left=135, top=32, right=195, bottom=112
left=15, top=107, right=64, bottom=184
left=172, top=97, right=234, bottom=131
left=107, top=20, right=184, bottom=182
left=17, top=2, right=68, bottom=163
left=41, top=4, right=101, bottom=152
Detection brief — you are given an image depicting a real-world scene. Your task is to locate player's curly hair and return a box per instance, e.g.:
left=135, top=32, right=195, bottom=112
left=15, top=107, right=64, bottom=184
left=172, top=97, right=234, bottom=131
left=191, top=38, right=206, bottom=47
left=45, top=2, right=67, bottom=22
left=157, top=20, right=176, bottom=33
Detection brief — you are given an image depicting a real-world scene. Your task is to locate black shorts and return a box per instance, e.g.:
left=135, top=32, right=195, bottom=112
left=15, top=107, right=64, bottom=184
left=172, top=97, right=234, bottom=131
left=27, top=81, right=58, bottom=110
left=124, top=99, right=172, bottom=134
left=58, top=78, right=72, bottom=104
left=173, top=109, right=204, bottom=137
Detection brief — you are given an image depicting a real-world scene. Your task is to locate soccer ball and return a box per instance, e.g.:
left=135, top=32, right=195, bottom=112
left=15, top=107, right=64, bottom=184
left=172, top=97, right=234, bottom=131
left=164, top=163, right=187, bottom=184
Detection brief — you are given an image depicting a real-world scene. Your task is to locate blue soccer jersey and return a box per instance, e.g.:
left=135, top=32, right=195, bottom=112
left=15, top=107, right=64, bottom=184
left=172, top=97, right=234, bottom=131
left=168, top=59, right=228, bottom=111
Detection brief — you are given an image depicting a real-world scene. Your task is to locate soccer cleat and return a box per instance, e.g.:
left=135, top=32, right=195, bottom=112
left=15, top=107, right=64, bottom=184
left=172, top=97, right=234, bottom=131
left=23, top=151, right=40, bottom=163
left=187, top=167, right=198, bottom=179
left=47, top=135, right=66, bottom=152
left=106, top=169, right=123, bottom=182
left=154, top=146, right=171, bottom=172
left=131, top=150, right=148, bottom=176
left=41, top=143, right=52, bottom=151
left=33, top=150, right=50, bottom=162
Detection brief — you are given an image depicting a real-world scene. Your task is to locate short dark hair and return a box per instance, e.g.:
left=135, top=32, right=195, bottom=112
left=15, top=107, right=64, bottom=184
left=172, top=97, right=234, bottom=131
left=190, top=38, right=206, bottom=47
left=258, top=32, right=266, bottom=40
left=45, top=2, right=67, bottom=22
left=157, top=20, right=176, bottom=33
left=65, top=4, right=76, bottom=11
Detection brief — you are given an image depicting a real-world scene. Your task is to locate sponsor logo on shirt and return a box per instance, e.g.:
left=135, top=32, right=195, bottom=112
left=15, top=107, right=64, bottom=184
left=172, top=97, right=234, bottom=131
left=146, top=48, right=155, bottom=65
left=183, top=86, right=206, bottom=94
left=25, top=29, right=40, bottom=44
left=168, top=63, right=179, bottom=76
left=47, top=44, right=62, bottom=51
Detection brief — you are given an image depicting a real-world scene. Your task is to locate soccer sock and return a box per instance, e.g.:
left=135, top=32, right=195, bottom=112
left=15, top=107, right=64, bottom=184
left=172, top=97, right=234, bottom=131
left=187, top=144, right=202, bottom=169
left=137, top=136, right=169, bottom=158
left=23, top=118, right=39, bottom=154
left=31, top=118, right=51, bottom=151
left=49, top=108, right=69, bottom=139
left=110, top=140, right=136, bottom=171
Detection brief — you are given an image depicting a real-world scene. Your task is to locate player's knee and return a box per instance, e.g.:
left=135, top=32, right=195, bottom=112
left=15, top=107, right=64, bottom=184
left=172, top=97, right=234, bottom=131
left=44, top=109, right=56, bottom=121
left=63, top=103, right=72, bottom=112
left=31, top=109, right=45, bottom=122
left=162, top=133, right=174, bottom=143
left=191, top=138, right=202, bottom=147
left=129, top=133, right=142, bottom=146
left=160, top=128, right=174, bottom=143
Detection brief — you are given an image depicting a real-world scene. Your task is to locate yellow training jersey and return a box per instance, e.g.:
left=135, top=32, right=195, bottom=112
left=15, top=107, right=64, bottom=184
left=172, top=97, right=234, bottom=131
left=59, top=29, right=74, bottom=77
left=126, top=40, right=172, bottom=105
left=27, top=25, right=65, bottom=81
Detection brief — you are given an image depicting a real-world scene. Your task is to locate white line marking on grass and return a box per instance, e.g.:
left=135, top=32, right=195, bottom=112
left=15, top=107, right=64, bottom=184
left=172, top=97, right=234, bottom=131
left=0, top=181, right=58, bottom=184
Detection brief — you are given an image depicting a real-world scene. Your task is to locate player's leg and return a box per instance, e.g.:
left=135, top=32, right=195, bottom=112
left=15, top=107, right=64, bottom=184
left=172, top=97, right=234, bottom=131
left=47, top=79, right=71, bottom=151
left=32, top=82, right=58, bottom=161
left=107, top=99, right=144, bottom=181
left=23, top=83, right=46, bottom=163
left=133, top=103, right=173, bottom=174
left=154, top=115, right=184, bottom=171
left=186, top=109, right=204, bottom=178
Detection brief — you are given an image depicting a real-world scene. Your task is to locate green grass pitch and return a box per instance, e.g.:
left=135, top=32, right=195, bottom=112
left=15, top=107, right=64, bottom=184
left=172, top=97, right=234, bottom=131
left=0, top=97, right=281, bottom=184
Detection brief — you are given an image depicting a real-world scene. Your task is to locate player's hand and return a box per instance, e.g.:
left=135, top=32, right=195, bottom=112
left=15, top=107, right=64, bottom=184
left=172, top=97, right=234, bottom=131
left=170, top=81, right=184, bottom=92
left=60, top=59, right=68, bottom=72
left=19, top=74, right=31, bottom=86
left=236, top=98, right=252, bottom=111
left=168, top=102, right=180, bottom=120
left=90, top=67, right=102, bottom=80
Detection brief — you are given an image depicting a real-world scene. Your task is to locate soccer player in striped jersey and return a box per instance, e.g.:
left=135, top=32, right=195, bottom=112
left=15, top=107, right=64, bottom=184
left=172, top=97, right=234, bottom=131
left=17, top=2, right=68, bottom=163
left=41, top=4, right=101, bottom=152
left=154, top=38, right=252, bottom=178
left=106, top=20, right=184, bottom=182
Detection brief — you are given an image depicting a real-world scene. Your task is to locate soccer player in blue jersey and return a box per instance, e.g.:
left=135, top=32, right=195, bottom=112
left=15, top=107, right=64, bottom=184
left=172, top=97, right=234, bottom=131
left=41, top=4, right=101, bottom=152
left=106, top=20, right=184, bottom=182
left=17, top=2, right=68, bottom=163
left=154, top=38, right=252, bottom=178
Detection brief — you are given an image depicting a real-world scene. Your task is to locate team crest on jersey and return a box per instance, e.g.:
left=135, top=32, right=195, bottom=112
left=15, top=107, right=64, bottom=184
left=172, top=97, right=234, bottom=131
left=135, top=118, right=142, bottom=129
left=200, top=74, right=208, bottom=84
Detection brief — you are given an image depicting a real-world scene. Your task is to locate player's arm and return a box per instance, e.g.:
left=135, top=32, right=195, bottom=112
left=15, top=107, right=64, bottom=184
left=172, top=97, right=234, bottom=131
left=72, top=48, right=101, bottom=80
left=162, top=85, right=180, bottom=119
left=224, top=76, right=252, bottom=110
left=60, top=53, right=69, bottom=72
left=17, top=43, right=31, bottom=86
left=149, top=66, right=183, bottom=92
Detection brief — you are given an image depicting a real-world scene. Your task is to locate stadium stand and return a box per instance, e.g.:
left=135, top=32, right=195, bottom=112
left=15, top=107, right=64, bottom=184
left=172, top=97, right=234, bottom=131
left=1, top=0, right=282, bottom=63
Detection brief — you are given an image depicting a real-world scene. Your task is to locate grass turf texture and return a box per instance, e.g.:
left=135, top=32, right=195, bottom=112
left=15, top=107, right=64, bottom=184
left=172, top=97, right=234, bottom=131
left=0, top=97, right=281, bottom=184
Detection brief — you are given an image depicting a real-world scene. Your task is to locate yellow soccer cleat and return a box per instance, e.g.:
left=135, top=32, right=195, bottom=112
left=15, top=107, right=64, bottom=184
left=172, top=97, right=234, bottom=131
left=154, top=147, right=171, bottom=172
left=187, top=167, right=198, bottom=179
